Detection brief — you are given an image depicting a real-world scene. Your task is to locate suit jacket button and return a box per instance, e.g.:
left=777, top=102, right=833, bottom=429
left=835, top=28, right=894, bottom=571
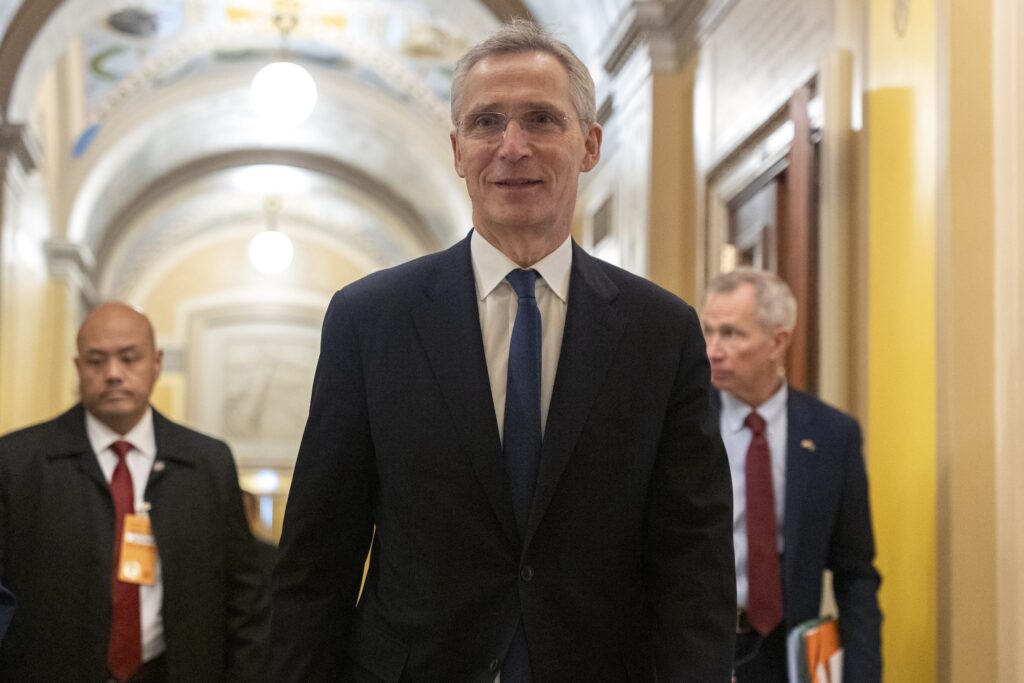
left=490, top=658, right=500, bottom=673
left=520, top=565, right=534, bottom=582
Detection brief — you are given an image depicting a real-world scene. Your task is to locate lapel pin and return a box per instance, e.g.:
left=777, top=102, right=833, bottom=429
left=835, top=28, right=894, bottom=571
left=800, top=439, right=816, bottom=452
left=153, top=461, right=166, bottom=472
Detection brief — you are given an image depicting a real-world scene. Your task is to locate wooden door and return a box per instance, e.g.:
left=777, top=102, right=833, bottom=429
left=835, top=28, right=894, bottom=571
left=726, top=86, right=818, bottom=392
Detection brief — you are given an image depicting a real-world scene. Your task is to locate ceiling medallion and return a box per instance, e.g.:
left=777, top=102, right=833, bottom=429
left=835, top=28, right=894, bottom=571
left=894, top=0, right=910, bottom=38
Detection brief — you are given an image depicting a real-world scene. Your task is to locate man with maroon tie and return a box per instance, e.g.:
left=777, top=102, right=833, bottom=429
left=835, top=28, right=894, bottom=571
left=702, top=268, right=882, bottom=682
left=0, top=302, right=266, bottom=681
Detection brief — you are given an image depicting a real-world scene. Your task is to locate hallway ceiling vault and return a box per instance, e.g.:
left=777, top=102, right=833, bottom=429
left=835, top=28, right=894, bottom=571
left=0, top=0, right=619, bottom=297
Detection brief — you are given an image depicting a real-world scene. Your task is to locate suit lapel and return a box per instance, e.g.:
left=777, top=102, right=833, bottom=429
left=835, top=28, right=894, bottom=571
left=145, top=410, right=197, bottom=497
left=44, top=405, right=108, bottom=495
left=525, top=244, right=625, bottom=547
left=411, top=236, right=520, bottom=550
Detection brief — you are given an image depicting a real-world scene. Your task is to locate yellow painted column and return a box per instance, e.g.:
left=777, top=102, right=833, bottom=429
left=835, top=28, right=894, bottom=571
left=0, top=226, right=79, bottom=432
left=865, top=1, right=938, bottom=680
left=648, top=56, right=699, bottom=303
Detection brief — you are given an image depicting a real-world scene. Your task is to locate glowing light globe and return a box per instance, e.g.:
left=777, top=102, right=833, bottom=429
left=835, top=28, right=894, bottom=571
left=250, top=61, right=318, bottom=126
left=248, top=230, right=294, bottom=274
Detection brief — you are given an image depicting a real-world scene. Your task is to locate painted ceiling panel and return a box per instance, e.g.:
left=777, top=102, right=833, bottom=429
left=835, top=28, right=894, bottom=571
left=71, top=0, right=498, bottom=157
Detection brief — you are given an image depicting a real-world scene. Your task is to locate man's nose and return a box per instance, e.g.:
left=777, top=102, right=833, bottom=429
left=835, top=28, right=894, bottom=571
left=705, top=335, right=724, bottom=360
left=497, top=119, right=531, bottom=160
left=105, top=359, right=125, bottom=382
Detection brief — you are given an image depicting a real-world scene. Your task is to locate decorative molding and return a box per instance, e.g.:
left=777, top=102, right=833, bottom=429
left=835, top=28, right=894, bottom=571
left=602, top=0, right=736, bottom=74
left=92, top=147, right=439, bottom=275
left=43, top=239, right=98, bottom=304
left=893, top=0, right=910, bottom=38
left=0, top=122, right=40, bottom=176
left=161, top=347, right=186, bottom=373
left=601, top=5, right=645, bottom=75
left=596, top=94, right=615, bottom=127
left=636, top=0, right=707, bottom=72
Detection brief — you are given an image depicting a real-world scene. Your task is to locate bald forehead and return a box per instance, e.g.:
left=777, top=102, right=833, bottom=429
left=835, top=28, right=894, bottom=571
left=77, top=303, right=156, bottom=352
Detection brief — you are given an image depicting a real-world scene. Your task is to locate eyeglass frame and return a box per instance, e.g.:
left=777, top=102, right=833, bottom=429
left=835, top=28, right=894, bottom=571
left=455, top=108, right=588, bottom=140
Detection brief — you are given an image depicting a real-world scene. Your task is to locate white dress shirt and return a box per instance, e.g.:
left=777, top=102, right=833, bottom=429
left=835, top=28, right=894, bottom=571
left=718, top=384, right=788, bottom=611
left=86, top=407, right=165, bottom=662
left=470, top=229, right=571, bottom=441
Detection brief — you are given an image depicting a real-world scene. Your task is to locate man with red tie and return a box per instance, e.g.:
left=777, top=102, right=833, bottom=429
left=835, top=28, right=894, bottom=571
left=0, top=302, right=266, bottom=681
left=702, top=268, right=882, bottom=682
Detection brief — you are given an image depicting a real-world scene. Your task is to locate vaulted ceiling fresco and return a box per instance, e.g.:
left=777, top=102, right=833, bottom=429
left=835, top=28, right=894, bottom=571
left=0, top=0, right=630, bottom=297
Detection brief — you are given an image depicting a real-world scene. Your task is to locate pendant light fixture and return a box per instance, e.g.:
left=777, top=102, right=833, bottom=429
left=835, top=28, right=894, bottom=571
left=249, top=196, right=294, bottom=274
left=249, top=1, right=318, bottom=126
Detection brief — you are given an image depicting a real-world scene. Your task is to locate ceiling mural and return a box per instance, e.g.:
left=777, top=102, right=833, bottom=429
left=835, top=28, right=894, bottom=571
left=73, top=0, right=484, bottom=157
left=0, top=0, right=631, bottom=299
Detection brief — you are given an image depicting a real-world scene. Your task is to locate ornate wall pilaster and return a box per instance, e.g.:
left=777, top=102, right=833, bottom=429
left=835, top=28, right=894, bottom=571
left=601, top=0, right=733, bottom=75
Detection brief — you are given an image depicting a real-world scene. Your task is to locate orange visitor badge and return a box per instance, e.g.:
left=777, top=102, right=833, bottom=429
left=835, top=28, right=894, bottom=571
left=117, top=513, right=157, bottom=585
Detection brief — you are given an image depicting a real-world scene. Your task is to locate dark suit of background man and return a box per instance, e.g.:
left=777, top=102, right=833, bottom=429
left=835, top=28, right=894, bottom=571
left=0, top=302, right=267, bottom=682
left=0, top=583, right=13, bottom=642
left=271, top=19, right=735, bottom=683
left=701, top=268, right=882, bottom=682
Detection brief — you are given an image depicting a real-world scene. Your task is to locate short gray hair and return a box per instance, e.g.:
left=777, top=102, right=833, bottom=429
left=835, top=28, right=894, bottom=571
left=450, top=19, right=596, bottom=127
left=705, top=268, right=798, bottom=332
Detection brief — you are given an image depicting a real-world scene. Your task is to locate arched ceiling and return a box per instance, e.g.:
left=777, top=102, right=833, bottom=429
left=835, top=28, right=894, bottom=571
left=0, top=0, right=492, bottom=288
left=0, top=0, right=634, bottom=297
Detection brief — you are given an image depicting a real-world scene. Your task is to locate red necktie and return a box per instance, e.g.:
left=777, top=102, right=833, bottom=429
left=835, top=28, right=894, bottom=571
left=107, top=440, right=141, bottom=682
left=744, top=411, right=784, bottom=636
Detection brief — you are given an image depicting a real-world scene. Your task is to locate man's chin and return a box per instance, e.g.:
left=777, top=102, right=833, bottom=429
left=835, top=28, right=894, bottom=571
left=86, top=403, right=144, bottom=430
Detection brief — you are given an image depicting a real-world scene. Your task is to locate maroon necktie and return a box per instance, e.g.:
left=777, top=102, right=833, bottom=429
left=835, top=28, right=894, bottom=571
left=107, top=440, right=141, bottom=682
left=744, top=411, right=784, bottom=636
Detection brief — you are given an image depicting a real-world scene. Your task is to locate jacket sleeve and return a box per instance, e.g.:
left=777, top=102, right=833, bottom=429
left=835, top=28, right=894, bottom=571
left=219, top=441, right=271, bottom=683
left=270, top=291, right=376, bottom=681
left=644, top=306, right=736, bottom=682
left=830, top=421, right=883, bottom=682
left=0, top=583, right=14, bottom=642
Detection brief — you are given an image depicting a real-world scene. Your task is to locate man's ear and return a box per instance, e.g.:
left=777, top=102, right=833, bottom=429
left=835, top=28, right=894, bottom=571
left=580, top=122, right=602, bottom=172
left=451, top=133, right=466, bottom=178
left=769, top=327, right=792, bottom=363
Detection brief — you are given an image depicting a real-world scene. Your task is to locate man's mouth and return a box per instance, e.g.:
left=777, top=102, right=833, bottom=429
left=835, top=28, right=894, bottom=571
left=101, top=391, right=131, bottom=401
left=494, top=178, right=541, bottom=188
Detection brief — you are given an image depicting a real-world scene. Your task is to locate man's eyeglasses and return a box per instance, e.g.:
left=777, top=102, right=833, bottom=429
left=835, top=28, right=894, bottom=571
left=457, top=109, right=577, bottom=139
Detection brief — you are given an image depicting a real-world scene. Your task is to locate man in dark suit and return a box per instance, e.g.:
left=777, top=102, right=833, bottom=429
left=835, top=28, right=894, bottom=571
left=701, top=268, right=882, bottom=682
left=0, top=302, right=267, bottom=681
left=271, top=19, right=735, bottom=683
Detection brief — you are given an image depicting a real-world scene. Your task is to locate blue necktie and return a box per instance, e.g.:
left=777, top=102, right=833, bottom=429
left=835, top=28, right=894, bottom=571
left=502, top=268, right=541, bottom=683
left=503, top=268, right=542, bottom=537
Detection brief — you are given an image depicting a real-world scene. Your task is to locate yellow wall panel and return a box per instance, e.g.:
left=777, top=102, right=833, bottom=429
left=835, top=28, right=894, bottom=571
left=0, top=273, right=77, bottom=432
left=151, top=371, right=186, bottom=423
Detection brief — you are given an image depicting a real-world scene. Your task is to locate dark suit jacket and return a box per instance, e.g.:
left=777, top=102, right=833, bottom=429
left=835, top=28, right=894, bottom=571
left=0, top=404, right=268, bottom=682
left=0, top=583, right=13, bottom=642
left=272, top=235, right=736, bottom=682
left=718, top=388, right=882, bottom=681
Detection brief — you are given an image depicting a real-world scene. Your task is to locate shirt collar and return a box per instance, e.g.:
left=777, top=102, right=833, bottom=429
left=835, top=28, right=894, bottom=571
left=470, top=229, right=572, bottom=303
left=85, top=406, right=157, bottom=459
left=719, top=382, right=789, bottom=434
